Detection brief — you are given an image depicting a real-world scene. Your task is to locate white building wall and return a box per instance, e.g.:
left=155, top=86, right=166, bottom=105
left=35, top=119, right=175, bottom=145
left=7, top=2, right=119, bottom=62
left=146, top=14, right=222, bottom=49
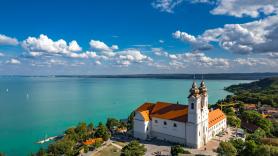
left=151, top=117, right=186, bottom=144
left=133, top=112, right=150, bottom=140
left=208, top=118, right=227, bottom=140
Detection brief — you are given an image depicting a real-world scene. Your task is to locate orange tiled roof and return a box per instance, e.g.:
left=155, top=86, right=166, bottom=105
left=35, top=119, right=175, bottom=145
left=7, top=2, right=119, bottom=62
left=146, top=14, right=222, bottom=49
left=83, top=138, right=103, bottom=145
left=139, top=110, right=151, bottom=121
left=136, top=102, right=155, bottom=112
left=135, top=101, right=188, bottom=122
left=208, top=109, right=226, bottom=128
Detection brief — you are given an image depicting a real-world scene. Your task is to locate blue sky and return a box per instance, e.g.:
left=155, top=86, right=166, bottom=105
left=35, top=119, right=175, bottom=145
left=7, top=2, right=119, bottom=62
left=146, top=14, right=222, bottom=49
left=0, top=0, right=277, bottom=75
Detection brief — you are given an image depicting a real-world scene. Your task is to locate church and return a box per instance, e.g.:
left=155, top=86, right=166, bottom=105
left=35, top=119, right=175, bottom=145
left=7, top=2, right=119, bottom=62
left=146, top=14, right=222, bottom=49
left=133, top=80, right=227, bottom=148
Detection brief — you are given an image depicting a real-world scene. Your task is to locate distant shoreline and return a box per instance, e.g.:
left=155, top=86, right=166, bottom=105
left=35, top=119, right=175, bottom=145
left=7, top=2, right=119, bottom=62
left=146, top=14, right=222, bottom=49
left=0, top=73, right=277, bottom=80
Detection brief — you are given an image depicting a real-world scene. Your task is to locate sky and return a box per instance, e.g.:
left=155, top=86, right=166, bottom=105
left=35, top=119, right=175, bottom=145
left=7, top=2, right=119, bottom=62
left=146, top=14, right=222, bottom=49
left=0, top=0, right=278, bottom=75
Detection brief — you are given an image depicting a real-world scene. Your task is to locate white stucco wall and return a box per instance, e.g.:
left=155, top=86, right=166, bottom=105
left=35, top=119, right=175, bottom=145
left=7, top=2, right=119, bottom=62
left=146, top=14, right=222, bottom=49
left=133, top=112, right=150, bottom=140
left=151, top=117, right=186, bottom=144
left=208, top=118, right=227, bottom=140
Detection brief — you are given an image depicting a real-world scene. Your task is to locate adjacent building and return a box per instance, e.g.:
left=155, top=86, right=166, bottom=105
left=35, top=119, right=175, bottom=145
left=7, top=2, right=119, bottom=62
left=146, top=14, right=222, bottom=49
left=133, top=80, right=227, bottom=148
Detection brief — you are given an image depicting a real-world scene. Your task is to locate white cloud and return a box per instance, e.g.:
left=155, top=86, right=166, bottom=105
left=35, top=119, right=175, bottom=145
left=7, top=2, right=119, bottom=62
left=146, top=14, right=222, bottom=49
left=174, top=14, right=278, bottom=54
left=22, top=34, right=82, bottom=55
left=114, top=49, right=153, bottom=66
left=95, top=60, right=102, bottom=65
left=0, top=34, right=19, bottom=46
left=68, top=40, right=82, bottom=52
left=89, top=40, right=118, bottom=52
left=159, top=40, right=165, bottom=43
left=152, top=48, right=169, bottom=57
left=173, top=30, right=212, bottom=50
left=6, top=58, right=21, bottom=64
left=152, top=0, right=184, bottom=13
left=0, top=52, right=4, bottom=57
left=111, top=45, right=119, bottom=50
left=67, top=51, right=98, bottom=59
left=89, top=40, right=111, bottom=51
left=211, top=0, right=278, bottom=18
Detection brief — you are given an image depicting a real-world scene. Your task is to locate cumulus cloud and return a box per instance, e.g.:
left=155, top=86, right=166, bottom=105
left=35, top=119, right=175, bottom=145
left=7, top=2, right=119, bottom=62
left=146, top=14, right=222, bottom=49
left=0, top=52, right=4, bottom=57
left=152, top=0, right=184, bottom=13
left=22, top=34, right=82, bottom=55
left=89, top=40, right=118, bottom=52
left=67, top=51, right=98, bottom=59
left=6, top=58, right=21, bottom=64
left=152, top=48, right=169, bottom=57
left=68, top=40, right=82, bottom=52
left=0, top=34, right=19, bottom=46
left=173, top=30, right=213, bottom=50
left=152, top=0, right=278, bottom=18
left=114, top=49, right=153, bottom=66
left=169, top=52, right=229, bottom=67
left=210, top=0, right=278, bottom=18
left=174, top=14, right=278, bottom=54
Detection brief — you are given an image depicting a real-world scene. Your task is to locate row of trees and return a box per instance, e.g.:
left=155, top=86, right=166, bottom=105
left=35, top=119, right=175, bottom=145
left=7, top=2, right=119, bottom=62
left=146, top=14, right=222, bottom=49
left=217, top=137, right=278, bottom=156
left=224, top=77, right=278, bottom=107
left=34, top=120, right=115, bottom=156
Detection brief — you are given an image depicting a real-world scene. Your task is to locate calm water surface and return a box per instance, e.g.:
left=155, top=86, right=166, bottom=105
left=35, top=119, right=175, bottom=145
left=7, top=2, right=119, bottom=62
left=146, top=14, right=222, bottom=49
left=0, top=77, right=252, bottom=155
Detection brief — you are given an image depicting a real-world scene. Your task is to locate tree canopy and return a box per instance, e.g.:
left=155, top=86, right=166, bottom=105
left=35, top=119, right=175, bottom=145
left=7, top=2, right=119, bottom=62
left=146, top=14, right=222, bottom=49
left=121, top=140, right=146, bottom=156
left=217, top=141, right=237, bottom=156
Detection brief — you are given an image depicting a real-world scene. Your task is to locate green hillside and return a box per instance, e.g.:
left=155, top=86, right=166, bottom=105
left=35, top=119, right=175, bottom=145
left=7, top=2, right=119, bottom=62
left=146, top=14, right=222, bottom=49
left=225, top=77, right=278, bottom=107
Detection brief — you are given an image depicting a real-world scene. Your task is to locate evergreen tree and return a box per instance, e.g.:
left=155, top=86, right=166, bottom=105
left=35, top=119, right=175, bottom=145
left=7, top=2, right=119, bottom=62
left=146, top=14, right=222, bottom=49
left=121, top=140, right=146, bottom=156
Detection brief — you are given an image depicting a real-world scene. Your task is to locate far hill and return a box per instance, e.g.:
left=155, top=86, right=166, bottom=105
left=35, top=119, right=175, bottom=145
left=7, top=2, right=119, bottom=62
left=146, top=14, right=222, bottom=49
left=225, top=77, right=278, bottom=107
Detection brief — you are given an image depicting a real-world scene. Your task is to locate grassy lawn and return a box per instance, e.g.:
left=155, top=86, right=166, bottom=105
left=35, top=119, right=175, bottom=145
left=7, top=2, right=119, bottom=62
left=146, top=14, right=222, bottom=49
left=94, top=144, right=121, bottom=156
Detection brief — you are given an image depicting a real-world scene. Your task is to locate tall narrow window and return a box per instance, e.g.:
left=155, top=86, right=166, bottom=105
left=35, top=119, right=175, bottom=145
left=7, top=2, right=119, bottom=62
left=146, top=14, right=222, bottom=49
left=191, top=103, right=194, bottom=109
left=173, top=123, right=177, bottom=127
left=164, top=121, right=167, bottom=125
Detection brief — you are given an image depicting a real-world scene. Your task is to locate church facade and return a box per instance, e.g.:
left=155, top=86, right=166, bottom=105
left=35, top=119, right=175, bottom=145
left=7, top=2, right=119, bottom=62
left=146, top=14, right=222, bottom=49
left=133, top=80, right=227, bottom=148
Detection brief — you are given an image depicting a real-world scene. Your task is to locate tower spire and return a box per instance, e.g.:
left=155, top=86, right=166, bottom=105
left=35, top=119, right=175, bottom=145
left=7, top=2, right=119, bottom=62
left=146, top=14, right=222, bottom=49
left=189, top=74, right=199, bottom=97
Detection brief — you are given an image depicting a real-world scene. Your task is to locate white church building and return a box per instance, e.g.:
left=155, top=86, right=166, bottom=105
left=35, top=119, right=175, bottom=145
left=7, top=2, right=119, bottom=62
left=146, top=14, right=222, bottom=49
left=133, top=80, right=227, bottom=148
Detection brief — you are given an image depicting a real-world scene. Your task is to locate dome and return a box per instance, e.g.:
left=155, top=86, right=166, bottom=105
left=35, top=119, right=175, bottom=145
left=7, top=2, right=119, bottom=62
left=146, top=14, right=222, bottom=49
left=189, top=81, right=199, bottom=96
left=199, top=80, right=207, bottom=94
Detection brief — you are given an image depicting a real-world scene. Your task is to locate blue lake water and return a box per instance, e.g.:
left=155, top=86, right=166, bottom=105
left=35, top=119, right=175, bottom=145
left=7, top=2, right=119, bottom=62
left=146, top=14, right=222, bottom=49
left=0, top=77, right=252, bottom=155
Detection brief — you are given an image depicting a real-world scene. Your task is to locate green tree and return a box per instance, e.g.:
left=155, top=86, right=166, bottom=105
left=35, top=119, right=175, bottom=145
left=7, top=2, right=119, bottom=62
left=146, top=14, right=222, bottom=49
left=241, top=140, right=257, bottom=156
left=271, top=120, right=278, bottom=137
left=94, top=122, right=111, bottom=141
left=127, top=111, right=135, bottom=130
left=246, top=128, right=266, bottom=144
left=106, top=118, right=120, bottom=131
left=229, top=138, right=244, bottom=154
left=241, top=110, right=262, bottom=123
left=47, top=139, right=75, bottom=156
left=257, top=118, right=273, bottom=134
left=35, top=148, right=47, bottom=156
left=170, top=145, right=189, bottom=156
left=227, top=115, right=241, bottom=127
left=224, top=107, right=236, bottom=116
left=87, top=122, right=94, bottom=131
left=217, top=141, right=237, bottom=156
left=121, top=140, right=146, bottom=156
left=256, top=145, right=278, bottom=156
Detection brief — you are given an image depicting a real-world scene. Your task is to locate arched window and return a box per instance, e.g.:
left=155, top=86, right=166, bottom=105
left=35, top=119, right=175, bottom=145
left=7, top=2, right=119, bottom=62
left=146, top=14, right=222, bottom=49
left=173, top=123, right=177, bottom=127
left=191, top=103, right=194, bottom=109
left=163, top=121, right=167, bottom=125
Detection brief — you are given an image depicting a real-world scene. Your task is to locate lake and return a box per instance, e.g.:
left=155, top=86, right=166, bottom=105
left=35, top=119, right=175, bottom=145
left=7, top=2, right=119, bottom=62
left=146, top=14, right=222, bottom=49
left=0, top=77, right=252, bottom=155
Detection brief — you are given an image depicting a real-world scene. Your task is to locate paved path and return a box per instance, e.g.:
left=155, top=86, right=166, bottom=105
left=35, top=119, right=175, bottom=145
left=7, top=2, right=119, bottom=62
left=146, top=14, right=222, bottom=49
left=111, top=142, right=123, bottom=149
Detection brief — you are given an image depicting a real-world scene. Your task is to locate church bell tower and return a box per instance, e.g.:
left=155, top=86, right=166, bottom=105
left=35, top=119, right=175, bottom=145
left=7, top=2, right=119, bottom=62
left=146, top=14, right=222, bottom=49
left=186, top=79, right=209, bottom=148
